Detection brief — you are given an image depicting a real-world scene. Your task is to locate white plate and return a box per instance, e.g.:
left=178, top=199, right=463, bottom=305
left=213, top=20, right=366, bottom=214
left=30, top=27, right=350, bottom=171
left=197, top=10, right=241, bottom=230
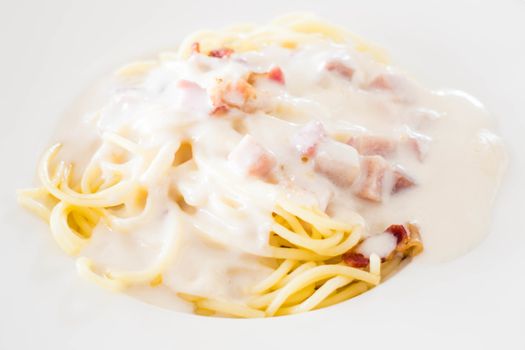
left=1, top=0, right=524, bottom=349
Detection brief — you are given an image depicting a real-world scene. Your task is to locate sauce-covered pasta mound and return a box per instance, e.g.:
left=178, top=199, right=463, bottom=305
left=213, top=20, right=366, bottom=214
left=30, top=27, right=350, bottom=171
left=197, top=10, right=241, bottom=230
left=18, top=14, right=505, bottom=317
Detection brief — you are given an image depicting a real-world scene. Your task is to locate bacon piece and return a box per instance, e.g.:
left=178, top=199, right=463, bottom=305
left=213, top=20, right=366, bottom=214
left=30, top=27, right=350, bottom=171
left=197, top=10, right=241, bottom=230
left=314, top=140, right=360, bottom=187
left=356, top=231, right=398, bottom=259
left=292, top=121, right=327, bottom=157
left=355, top=224, right=419, bottom=263
left=248, top=67, right=286, bottom=85
left=382, top=223, right=424, bottom=258
left=368, top=74, right=399, bottom=90
left=366, top=74, right=415, bottom=103
left=385, top=224, right=408, bottom=244
left=354, top=156, right=390, bottom=202
left=268, top=67, right=285, bottom=84
left=392, top=166, right=416, bottom=193
left=208, top=48, right=234, bottom=58
left=191, top=42, right=200, bottom=54
left=349, top=224, right=423, bottom=269
left=210, top=79, right=255, bottom=115
left=342, top=252, right=369, bottom=268
left=347, top=134, right=397, bottom=157
left=228, top=135, right=275, bottom=178
left=325, top=60, right=354, bottom=80
left=404, top=129, right=431, bottom=162
left=173, top=80, right=210, bottom=115
left=399, top=223, right=424, bottom=257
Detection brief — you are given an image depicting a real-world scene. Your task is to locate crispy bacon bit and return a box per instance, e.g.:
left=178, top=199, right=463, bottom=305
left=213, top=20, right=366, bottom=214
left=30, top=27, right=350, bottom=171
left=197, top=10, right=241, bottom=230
left=342, top=252, right=370, bottom=268
left=347, top=134, right=397, bottom=157
left=392, top=166, right=416, bottom=193
left=208, top=48, right=234, bottom=58
left=314, top=140, right=360, bottom=187
left=191, top=42, right=200, bottom=54
left=354, top=155, right=390, bottom=202
left=292, top=121, right=327, bottom=157
left=228, top=135, right=275, bottom=178
left=210, top=78, right=256, bottom=115
left=385, top=224, right=408, bottom=245
left=351, top=224, right=423, bottom=270
left=268, top=67, right=285, bottom=84
left=325, top=60, right=354, bottom=80
left=384, top=223, right=424, bottom=258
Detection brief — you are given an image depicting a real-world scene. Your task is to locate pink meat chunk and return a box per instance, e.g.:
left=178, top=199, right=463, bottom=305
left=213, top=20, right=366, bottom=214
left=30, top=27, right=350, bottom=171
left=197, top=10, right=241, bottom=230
left=314, top=140, right=360, bottom=187
left=405, top=129, right=431, bottom=162
left=325, top=60, right=354, bottom=80
left=354, top=155, right=390, bottom=202
left=392, top=166, right=416, bottom=193
left=173, top=80, right=210, bottom=114
left=366, top=73, right=415, bottom=103
left=210, top=79, right=255, bottom=115
left=292, top=121, right=327, bottom=157
left=347, top=134, right=397, bottom=157
left=228, top=135, right=276, bottom=178
left=367, top=73, right=402, bottom=91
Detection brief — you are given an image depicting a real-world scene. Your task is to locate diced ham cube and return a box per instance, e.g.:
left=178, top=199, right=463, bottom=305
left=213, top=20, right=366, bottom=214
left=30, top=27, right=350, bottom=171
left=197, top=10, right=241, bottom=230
left=354, top=155, right=390, bottom=202
left=210, top=79, right=255, bottom=115
left=314, top=140, right=360, bottom=187
left=292, top=121, right=327, bottom=157
left=392, top=166, right=416, bottom=193
left=228, top=135, right=275, bottom=178
left=404, top=128, right=432, bottom=162
left=347, top=134, right=397, bottom=157
left=208, top=48, right=234, bottom=58
left=325, top=60, right=354, bottom=80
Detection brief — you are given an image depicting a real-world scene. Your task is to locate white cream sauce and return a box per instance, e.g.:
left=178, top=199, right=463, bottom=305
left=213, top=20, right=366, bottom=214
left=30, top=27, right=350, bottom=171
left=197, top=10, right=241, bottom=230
left=52, top=41, right=506, bottom=307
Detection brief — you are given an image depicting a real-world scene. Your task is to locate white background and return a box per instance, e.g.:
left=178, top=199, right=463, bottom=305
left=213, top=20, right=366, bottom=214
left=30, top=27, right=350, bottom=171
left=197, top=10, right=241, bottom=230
left=1, top=0, right=524, bottom=349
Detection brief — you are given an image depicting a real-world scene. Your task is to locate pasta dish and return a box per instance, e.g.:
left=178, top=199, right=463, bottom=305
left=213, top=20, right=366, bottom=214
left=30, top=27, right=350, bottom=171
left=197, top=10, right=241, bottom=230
left=17, top=14, right=506, bottom=317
